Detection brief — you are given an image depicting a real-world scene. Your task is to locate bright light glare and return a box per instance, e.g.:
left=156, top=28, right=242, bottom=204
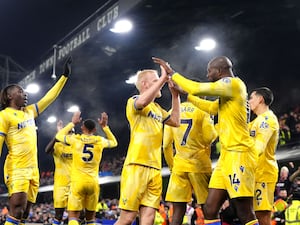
left=25, top=83, right=40, bottom=94
left=67, top=105, right=80, bottom=112
left=195, top=38, right=216, bottom=51
left=125, top=75, right=137, bottom=84
left=47, top=116, right=57, bottom=123
left=110, top=19, right=133, bottom=33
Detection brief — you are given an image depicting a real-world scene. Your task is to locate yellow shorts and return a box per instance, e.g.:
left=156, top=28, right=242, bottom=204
left=254, top=182, right=276, bottom=211
left=67, top=180, right=99, bottom=211
left=119, top=164, right=162, bottom=211
left=209, top=150, right=257, bottom=198
left=53, top=184, right=71, bottom=208
left=5, top=167, right=39, bottom=203
left=166, top=171, right=211, bottom=204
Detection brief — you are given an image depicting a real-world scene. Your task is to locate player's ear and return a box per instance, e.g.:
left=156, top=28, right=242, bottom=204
left=259, top=95, right=264, bottom=104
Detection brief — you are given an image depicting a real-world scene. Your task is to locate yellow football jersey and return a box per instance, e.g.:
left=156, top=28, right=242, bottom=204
left=0, top=76, right=68, bottom=171
left=173, top=73, right=254, bottom=152
left=124, top=96, right=170, bottom=170
left=53, top=141, right=73, bottom=186
left=249, top=110, right=279, bottom=182
left=163, top=102, right=217, bottom=172
left=56, top=123, right=118, bottom=182
left=0, top=107, right=38, bottom=170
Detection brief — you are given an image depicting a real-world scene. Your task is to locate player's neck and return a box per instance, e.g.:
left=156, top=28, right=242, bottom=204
left=255, top=104, right=269, bottom=116
left=8, top=105, right=22, bottom=111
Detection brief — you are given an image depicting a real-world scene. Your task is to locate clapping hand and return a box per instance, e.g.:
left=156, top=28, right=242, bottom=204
left=152, top=57, right=174, bottom=76
left=98, top=112, right=108, bottom=128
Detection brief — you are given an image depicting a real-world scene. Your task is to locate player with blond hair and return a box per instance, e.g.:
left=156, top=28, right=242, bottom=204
left=114, top=67, right=180, bottom=225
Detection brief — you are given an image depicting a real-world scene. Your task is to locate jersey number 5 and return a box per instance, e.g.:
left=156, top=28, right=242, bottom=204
left=82, top=144, right=94, bottom=162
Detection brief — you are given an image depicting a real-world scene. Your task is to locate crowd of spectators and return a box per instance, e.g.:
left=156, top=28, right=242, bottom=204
left=270, top=162, right=300, bottom=225
left=0, top=198, right=122, bottom=225
left=278, top=105, right=300, bottom=149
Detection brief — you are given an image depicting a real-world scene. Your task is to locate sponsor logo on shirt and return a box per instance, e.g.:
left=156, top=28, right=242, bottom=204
left=148, top=111, right=162, bottom=122
left=17, top=118, right=35, bottom=129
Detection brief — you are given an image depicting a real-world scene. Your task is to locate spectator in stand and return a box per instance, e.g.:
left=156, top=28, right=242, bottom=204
left=284, top=177, right=300, bottom=225
left=192, top=204, right=205, bottom=225
left=285, top=111, right=297, bottom=135
left=184, top=201, right=195, bottom=225
left=272, top=189, right=288, bottom=225
left=276, top=166, right=292, bottom=196
left=96, top=198, right=109, bottom=223
left=278, top=117, right=291, bottom=147
left=288, top=166, right=300, bottom=185
left=290, top=122, right=300, bottom=147
left=154, top=210, right=165, bottom=225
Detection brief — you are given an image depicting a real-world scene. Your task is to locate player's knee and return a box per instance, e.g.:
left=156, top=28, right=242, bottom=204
left=203, top=204, right=219, bottom=219
left=12, top=207, right=25, bottom=220
left=236, top=210, right=256, bottom=224
left=55, top=209, right=65, bottom=221
left=55, top=214, right=64, bottom=221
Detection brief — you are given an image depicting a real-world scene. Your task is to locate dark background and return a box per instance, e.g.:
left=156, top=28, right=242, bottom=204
left=0, top=0, right=299, bottom=173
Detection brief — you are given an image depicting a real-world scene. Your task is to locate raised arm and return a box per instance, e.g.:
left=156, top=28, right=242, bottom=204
left=187, top=95, right=219, bottom=115
left=152, top=57, right=234, bottom=98
left=135, top=67, right=169, bottom=109
left=201, top=112, right=218, bottom=145
left=172, top=73, right=234, bottom=98
left=34, top=56, right=72, bottom=116
left=162, top=124, right=174, bottom=170
left=98, top=112, right=118, bottom=148
left=165, top=80, right=180, bottom=127
left=55, top=111, right=81, bottom=144
left=45, top=120, right=64, bottom=154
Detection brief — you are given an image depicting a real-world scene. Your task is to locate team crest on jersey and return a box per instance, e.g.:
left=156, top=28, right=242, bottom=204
left=234, top=185, right=239, bottom=192
left=260, top=121, right=269, bottom=129
left=122, top=198, right=128, bottom=205
left=261, top=182, right=266, bottom=189
left=240, top=165, right=245, bottom=173
left=221, top=77, right=231, bottom=83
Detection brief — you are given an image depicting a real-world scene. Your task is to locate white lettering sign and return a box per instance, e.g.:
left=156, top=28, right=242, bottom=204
left=19, top=2, right=119, bottom=86
left=97, top=5, right=119, bottom=32
left=58, top=28, right=90, bottom=60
